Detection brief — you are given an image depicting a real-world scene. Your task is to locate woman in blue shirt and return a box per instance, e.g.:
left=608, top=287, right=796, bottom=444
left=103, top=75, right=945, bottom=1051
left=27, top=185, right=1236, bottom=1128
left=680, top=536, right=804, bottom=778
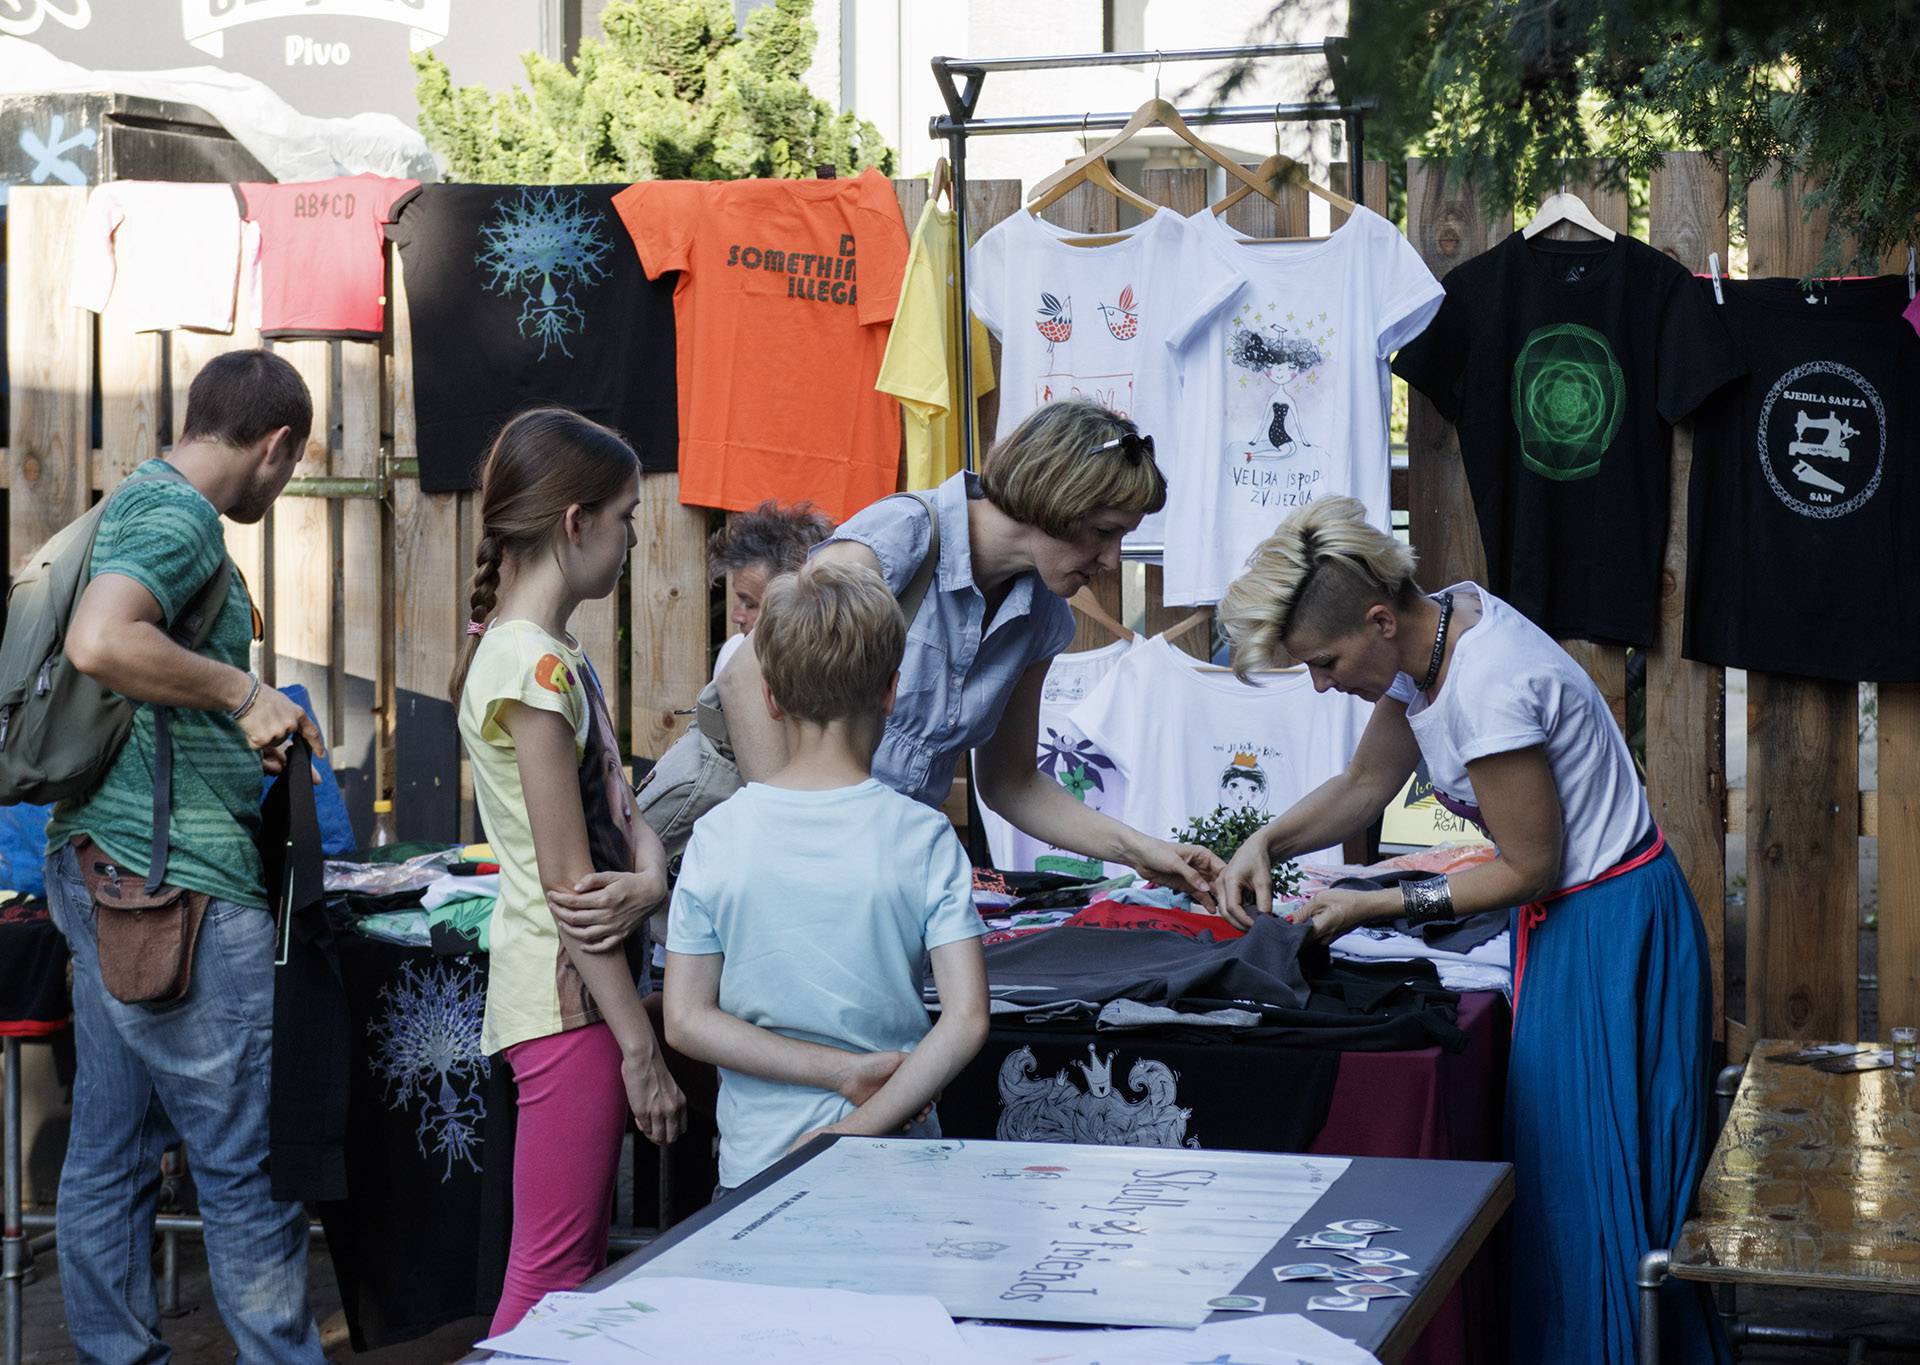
left=717, top=399, right=1221, bottom=904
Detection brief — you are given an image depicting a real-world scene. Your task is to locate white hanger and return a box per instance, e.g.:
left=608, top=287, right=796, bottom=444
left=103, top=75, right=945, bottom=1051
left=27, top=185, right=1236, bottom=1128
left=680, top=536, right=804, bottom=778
left=1521, top=191, right=1615, bottom=242
left=1908, top=246, right=1915, bottom=301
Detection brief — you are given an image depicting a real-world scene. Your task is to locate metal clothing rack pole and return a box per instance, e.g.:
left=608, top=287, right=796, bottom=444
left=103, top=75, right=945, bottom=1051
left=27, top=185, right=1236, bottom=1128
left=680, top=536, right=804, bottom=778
left=929, top=42, right=1374, bottom=489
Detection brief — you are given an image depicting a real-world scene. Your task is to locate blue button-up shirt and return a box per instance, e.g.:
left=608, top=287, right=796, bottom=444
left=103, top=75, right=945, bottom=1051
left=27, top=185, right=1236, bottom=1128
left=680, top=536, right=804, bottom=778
left=819, top=471, right=1076, bottom=807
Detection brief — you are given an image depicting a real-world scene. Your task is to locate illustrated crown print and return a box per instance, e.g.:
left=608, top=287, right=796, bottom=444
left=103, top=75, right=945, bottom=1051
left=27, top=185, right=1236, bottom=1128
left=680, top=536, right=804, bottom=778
left=1231, top=751, right=1260, bottom=769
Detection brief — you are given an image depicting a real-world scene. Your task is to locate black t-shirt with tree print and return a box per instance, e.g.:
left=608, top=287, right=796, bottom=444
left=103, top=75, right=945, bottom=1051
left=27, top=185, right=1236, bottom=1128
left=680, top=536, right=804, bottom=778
left=1683, top=275, right=1920, bottom=681
left=1392, top=232, right=1743, bottom=646
left=387, top=184, right=678, bottom=492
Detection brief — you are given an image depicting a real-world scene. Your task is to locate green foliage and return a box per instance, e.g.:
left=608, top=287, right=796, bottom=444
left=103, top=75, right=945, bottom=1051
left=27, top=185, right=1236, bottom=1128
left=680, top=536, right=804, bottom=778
left=1172, top=804, right=1303, bottom=898
left=414, top=0, right=895, bottom=184
left=1229, top=0, right=1920, bottom=272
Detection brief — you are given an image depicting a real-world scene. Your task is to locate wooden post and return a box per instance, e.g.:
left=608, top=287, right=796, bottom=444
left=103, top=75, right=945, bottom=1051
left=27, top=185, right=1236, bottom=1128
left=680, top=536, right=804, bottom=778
left=1744, top=164, right=1861, bottom=1042
left=1644, top=151, right=1731, bottom=1043
left=7, top=188, right=92, bottom=573
left=270, top=339, right=337, bottom=744
left=337, top=339, right=384, bottom=837
left=96, top=290, right=164, bottom=487
left=629, top=477, right=708, bottom=760
left=389, top=253, right=465, bottom=842
left=1328, top=160, right=1391, bottom=230
left=1880, top=686, right=1920, bottom=1035
left=1401, top=160, right=1501, bottom=590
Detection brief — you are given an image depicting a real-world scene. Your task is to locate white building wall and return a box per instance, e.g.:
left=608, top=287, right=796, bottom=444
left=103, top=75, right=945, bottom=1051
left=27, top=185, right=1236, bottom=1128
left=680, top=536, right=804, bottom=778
left=829, top=0, right=1349, bottom=195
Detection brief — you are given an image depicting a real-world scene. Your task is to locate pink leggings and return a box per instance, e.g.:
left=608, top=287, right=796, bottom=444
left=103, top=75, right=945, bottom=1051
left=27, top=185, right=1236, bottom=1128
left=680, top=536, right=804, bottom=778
left=488, top=1021, right=629, bottom=1334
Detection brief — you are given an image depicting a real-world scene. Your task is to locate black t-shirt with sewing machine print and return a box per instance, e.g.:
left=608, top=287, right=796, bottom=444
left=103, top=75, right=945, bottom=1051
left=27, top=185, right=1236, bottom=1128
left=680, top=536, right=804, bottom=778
left=1682, top=274, right=1920, bottom=682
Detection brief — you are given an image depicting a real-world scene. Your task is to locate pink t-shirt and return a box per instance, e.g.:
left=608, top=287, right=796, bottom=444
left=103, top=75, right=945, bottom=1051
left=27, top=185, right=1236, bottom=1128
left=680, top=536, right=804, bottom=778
left=1904, top=290, right=1920, bottom=339
left=239, top=174, right=417, bottom=337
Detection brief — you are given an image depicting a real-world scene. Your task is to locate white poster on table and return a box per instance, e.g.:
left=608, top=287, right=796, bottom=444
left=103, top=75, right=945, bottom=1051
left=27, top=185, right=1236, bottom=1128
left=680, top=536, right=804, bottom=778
left=625, top=1137, right=1350, bottom=1330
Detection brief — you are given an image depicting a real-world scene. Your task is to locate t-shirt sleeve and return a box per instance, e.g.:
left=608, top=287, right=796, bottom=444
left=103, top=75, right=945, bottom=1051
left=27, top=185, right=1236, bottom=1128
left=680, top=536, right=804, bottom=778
left=1446, top=670, right=1549, bottom=766
left=1070, top=653, right=1144, bottom=788
left=1373, top=218, right=1446, bottom=358
left=854, top=172, right=911, bottom=328
left=614, top=181, right=698, bottom=279
left=382, top=184, right=423, bottom=249
left=1656, top=269, right=1746, bottom=424
left=90, top=481, right=226, bottom=626
left=1389, top=272, right=1472, bottom=423
left=1032, top=591, right=1078, bottom=665
left=374, top=177, right=419, bottom=226
left=69, top=185, right=124, bottom=315
left=1162, top=220, right=1248, bottom=350
left=875, top=224, right=948, bottom=414
left=965, top=217, right=1010, bottom=337
left=665, top=821, right=725, bottom=954
left=920, top=817, right=986, bottom=950
left=474, top=640, right=588, bottom=749
left=816, top=493, right=932, bottom=597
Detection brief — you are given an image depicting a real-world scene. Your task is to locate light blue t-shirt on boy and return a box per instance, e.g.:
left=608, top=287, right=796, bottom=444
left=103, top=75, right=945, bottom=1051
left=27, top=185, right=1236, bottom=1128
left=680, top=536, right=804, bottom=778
left=666, top=778, right=985, bottom=1188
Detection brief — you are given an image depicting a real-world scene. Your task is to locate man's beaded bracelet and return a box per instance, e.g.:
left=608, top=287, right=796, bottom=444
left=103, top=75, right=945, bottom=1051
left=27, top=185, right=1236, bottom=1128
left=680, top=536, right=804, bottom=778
left=228, top=673, right=262, bottom=722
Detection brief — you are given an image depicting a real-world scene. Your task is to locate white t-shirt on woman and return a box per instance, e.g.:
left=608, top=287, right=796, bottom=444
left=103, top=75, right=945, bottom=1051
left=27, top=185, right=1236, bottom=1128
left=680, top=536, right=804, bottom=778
left=1388, top=584, right=1651, bottom=889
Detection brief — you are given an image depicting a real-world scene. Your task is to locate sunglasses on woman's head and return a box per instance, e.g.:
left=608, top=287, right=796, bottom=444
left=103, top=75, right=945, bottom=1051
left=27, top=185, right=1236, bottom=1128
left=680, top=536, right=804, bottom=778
left=1090, top=431, right=1155, bottom=463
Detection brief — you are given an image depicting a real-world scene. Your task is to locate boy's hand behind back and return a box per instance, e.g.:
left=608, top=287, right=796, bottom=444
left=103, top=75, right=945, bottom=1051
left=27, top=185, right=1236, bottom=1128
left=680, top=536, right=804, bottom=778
left=836, top=1050, right=908, bottom=1105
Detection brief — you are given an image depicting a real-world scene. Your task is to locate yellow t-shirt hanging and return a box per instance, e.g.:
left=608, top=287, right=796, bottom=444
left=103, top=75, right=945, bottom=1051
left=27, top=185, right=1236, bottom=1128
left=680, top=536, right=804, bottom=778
left=876, top=196, right=996, bottom=489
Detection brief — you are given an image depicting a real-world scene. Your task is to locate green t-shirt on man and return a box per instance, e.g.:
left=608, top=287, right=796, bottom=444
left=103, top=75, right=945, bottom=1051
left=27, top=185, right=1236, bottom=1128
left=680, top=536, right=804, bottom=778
left=46, top=460, right=265, bottom=907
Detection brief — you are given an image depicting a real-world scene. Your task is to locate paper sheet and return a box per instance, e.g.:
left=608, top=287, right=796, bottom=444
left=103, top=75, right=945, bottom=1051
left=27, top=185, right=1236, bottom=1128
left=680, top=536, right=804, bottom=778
left=955, top=1314, right=1381, bottom=1364
left=479, top=1276, right=976, bottom=1364
left=627, top=1137, right=1349, bottom=1329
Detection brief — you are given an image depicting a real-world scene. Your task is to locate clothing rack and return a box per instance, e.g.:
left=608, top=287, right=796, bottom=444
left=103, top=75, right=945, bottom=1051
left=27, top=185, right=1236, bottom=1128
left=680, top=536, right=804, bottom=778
left=929, top=43, right=1373, bottom=559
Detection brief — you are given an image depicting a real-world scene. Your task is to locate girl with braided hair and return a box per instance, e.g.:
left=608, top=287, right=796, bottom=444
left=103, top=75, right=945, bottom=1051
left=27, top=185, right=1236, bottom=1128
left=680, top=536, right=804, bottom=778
left=451, top=408, right=686, bottom=1332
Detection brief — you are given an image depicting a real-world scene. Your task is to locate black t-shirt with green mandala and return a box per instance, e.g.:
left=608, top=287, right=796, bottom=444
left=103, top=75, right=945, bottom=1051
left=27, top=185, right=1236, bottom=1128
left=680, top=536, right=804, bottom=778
left=1393, top=232, right=1743, bottom=646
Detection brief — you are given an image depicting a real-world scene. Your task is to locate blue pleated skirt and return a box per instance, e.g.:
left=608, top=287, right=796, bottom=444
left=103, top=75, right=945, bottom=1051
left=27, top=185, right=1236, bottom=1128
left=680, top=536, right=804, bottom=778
left=1506, top=843, right=1729, bottom=1364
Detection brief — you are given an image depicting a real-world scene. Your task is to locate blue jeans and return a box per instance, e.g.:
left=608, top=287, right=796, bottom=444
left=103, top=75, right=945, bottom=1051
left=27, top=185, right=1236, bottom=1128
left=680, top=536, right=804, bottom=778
left=45, top=844, right=323, bottom=1365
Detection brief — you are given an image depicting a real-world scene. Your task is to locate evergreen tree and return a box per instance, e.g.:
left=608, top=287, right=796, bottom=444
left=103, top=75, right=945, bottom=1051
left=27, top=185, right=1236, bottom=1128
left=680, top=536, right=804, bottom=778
left=413, top=0, right=894, bottom=184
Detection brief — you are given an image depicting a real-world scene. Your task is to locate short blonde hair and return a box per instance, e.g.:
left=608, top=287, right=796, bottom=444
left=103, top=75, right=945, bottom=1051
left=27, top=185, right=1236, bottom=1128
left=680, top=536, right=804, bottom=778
left=1218, top=497, right=1419, bottom=678
left=980, top=399, right=1166, bottom=541
left=755, top=559, right=906, bottom=723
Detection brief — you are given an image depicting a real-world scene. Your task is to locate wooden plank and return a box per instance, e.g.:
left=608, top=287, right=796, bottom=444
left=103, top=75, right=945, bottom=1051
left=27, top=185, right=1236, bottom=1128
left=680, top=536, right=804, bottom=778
left=1221, top=162, right=1309, bottom=241
left=1744, top=169, right=1861, bottom=1044
left=1401, top=160, right=1501, bottom=589
left=1541, top=163, right=1634, bottom=725
left=6, top=188, right=92, bottom=573
left=337, top=339, right=384, bottom=841
left=631, top=473, right=709, bottom=760
left=1673, top=1047, right=1920, bottom=1293
left=1034, top=181, right=1125, bottom=654
left=270, top=338, right=336, bottom=744
left=1727, top=789, right=1877, bottom=841
left=1879, top=685, right=1920, bottom=1037
left=1328, top=161, right=1390, bottom=228
left=1645, top=151, right=1731, bottom=1041
left=96, top=290, right=163, bottom=487
left=389, top=252, right=465, bottom=842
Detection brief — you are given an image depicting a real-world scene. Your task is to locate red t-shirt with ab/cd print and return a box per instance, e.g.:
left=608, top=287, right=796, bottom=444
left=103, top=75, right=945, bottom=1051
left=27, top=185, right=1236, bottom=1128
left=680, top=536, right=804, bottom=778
left=614, top=170, right=909, bottom=521
left=239, top=173, right=417, bottom=338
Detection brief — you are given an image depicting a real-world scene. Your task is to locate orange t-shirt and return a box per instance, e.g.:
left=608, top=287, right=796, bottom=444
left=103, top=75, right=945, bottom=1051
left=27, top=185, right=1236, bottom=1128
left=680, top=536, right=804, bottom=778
left=614, top=171, right=910, bottom=521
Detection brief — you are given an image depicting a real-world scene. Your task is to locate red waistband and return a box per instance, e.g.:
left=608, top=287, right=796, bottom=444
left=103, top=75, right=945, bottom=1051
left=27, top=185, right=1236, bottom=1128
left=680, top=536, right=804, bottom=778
left=1512, top=827, right=1666, bottom=1017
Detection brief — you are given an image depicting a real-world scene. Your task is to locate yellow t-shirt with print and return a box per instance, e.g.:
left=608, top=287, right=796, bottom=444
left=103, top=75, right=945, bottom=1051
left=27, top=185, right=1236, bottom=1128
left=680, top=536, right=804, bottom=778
left=876, top=196, right=996, bottom=489
left=458, top=619, right=601, bottom=1055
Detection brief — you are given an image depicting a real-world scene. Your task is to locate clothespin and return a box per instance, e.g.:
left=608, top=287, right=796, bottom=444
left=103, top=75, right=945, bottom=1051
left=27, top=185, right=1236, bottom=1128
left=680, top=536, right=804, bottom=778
left=1907, top=246, right=1915, bottom=301
left=1706, top=252, right=1724, bottom=305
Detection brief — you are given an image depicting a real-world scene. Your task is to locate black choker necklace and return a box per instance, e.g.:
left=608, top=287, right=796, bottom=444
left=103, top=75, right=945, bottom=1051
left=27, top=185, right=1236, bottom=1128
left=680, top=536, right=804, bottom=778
left=1418, top=592, right=1455, bottom=692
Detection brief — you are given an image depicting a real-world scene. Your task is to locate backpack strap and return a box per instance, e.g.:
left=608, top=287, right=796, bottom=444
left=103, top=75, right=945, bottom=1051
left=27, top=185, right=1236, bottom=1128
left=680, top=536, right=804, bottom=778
left=100, top=466, right=238, bottom=895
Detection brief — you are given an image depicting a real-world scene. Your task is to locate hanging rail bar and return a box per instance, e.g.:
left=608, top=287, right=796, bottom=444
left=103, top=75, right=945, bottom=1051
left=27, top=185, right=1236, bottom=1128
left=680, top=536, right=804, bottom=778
left=931, top=99, right=1374, bottom=138
left=935, top=43, right=1333, bottom=78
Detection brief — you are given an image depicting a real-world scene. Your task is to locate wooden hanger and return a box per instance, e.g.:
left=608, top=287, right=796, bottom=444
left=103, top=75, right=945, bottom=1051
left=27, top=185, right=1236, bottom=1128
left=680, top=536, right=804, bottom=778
left=1211, top=152, right=1357, bottom=243
left=1030, top=97, right=1283, bottom=210
left=1152, top=610, right=1304, bottom=674
left=930, top=155, right=952, bottom=211
left=1068, top=587, right=1135, bottom=642
left=1026, top=150, right=1159, bottom=225
left=1156, top=610, right=1209, bottom=648
left=1521, top=191, right=1615, bottom=241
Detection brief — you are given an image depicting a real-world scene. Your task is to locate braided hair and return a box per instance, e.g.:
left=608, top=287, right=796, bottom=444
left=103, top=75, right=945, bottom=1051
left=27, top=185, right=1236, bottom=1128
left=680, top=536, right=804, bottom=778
left=448, top=408, right=638, bottom=701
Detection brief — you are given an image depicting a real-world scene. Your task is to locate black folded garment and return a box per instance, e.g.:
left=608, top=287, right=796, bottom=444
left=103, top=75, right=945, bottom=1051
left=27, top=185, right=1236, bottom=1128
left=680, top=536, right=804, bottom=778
left=977, top=915, right=1317, bottom=1014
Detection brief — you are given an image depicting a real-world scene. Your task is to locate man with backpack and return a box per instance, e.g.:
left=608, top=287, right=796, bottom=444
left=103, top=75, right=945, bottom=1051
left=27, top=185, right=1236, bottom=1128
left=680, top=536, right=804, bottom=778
left=34, top=349, right=327, bottom=1362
